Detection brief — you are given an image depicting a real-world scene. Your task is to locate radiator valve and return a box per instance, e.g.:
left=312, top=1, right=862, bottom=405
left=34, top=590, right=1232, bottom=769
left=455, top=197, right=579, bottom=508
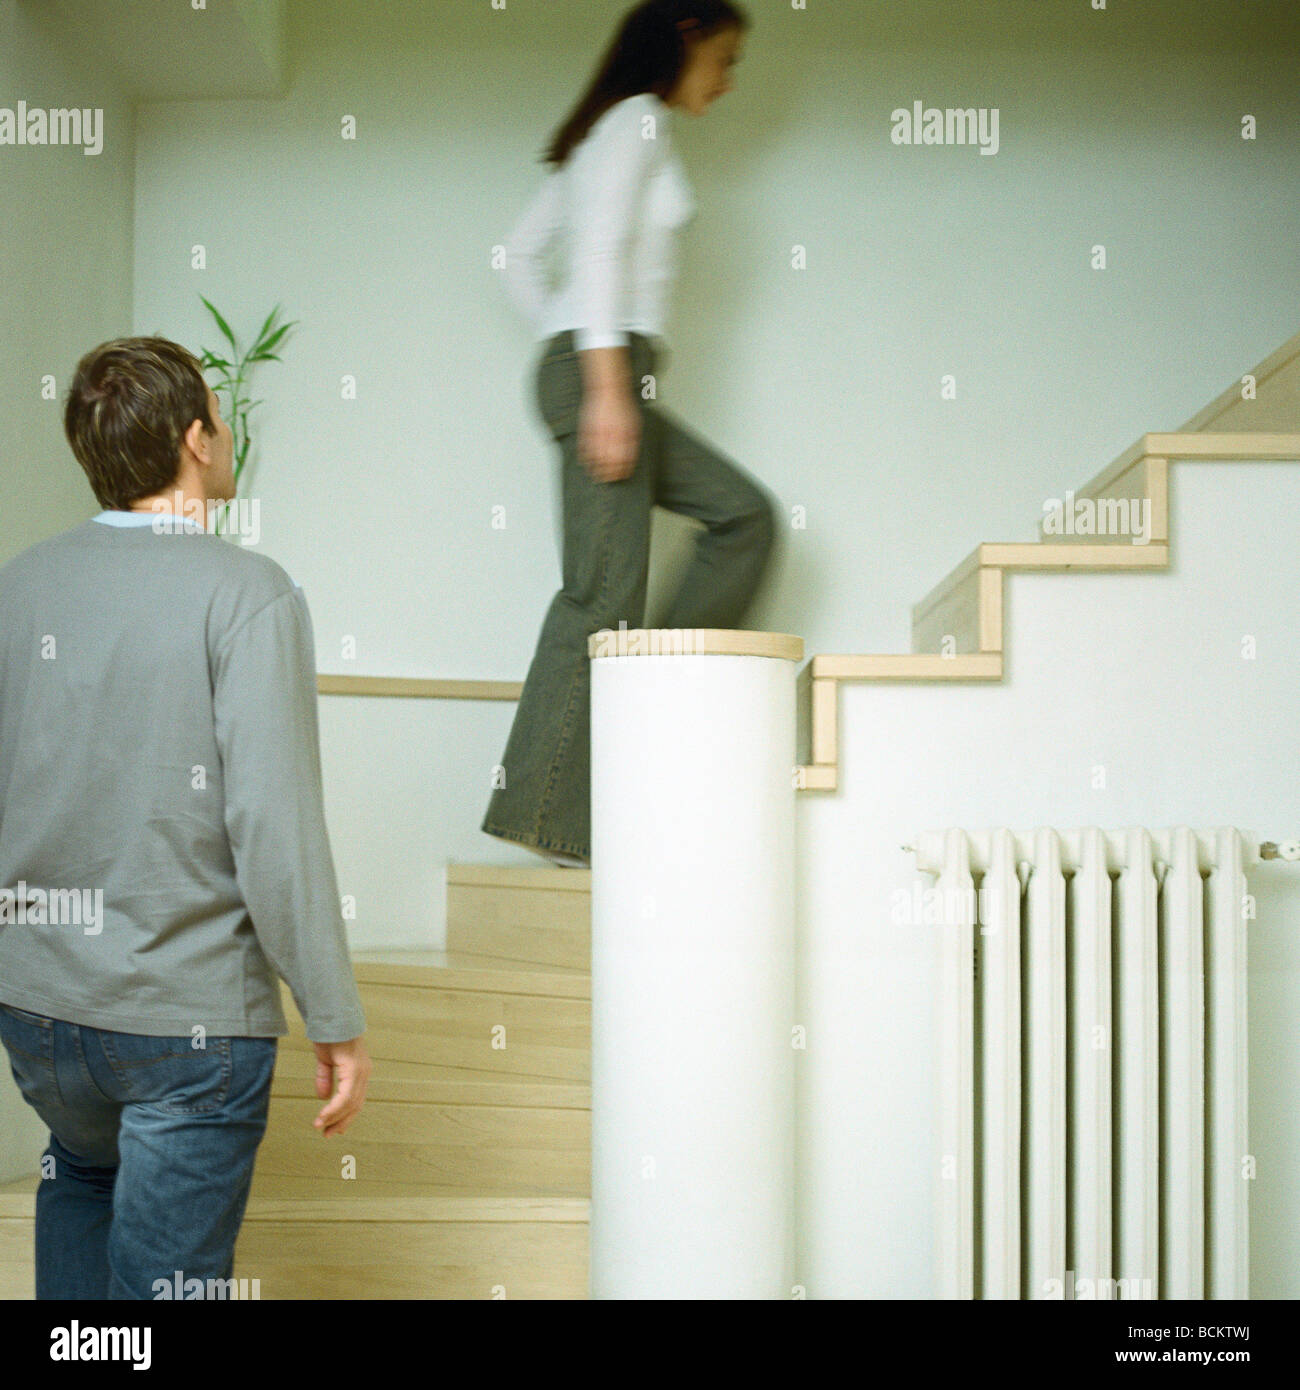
left=1259, top=840, right=1300, bottom=861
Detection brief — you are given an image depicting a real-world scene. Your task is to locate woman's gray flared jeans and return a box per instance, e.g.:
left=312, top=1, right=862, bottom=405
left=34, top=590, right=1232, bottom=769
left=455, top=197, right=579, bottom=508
left=481, top=330, right=776, bottom=861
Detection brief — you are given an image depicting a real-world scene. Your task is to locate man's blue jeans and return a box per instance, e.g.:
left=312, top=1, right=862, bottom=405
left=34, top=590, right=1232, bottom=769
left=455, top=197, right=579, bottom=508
left=0, top=1001, right=276, bottom=1299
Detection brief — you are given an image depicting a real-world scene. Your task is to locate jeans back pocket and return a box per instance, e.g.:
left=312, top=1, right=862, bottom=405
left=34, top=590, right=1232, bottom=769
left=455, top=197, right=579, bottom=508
left=99, top=1032, right=234, bottom=1115
left=0, top=1001, right=54, bottom=1062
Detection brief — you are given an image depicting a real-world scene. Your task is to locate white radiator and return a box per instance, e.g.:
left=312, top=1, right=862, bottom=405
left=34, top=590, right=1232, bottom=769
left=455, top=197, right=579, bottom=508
left=911, top=826, right=1253, bottom=1301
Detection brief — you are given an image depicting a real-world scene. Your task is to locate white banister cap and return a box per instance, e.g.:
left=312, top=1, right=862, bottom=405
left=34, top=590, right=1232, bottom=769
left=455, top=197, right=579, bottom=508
left=587, top=628, right=804, bottom=661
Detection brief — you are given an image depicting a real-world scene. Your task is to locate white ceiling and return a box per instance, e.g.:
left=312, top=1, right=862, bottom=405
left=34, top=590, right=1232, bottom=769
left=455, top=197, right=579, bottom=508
left=286, top=0, right=1300, bottom=54
left=25, top=0, right=1299, bottom=107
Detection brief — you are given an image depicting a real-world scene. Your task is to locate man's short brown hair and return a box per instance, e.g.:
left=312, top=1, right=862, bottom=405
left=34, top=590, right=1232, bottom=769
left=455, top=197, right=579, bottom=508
left=64, top=337, right=215, bottom=510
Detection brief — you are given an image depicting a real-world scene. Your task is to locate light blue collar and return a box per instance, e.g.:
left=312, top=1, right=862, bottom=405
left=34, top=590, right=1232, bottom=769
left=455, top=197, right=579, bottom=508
left=92, top=509, right=205, bottom=532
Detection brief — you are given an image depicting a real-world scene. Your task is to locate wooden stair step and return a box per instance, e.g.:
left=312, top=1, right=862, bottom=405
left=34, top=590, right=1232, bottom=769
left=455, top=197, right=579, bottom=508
left=910, top=539, right=1169, bottom=657
left=269, top=1062, right=588, bottom=1109
left=446, top=865, right=591, bottom=971
left=234, top=1202, right=588, bottom=1299
left=0, top=1175, right=36, bottom=1301
left=276, top=1047, right=584, bottom=1083
left=349, top=949, right=590, bottom=996
left=278, top=1017, right=589, bottom=1082
left=269, top=1045, right=591, bottom=1092
left=0, top=1177, right=589, bottom=1300
left=277, top=952, right=591, bottom=1082
left=0, top=1175, right=589, bottom=1217
left=255, top=1092, right=590, bottom=1193
left=278, top=1026, right=589, bottom=1082
left=446, top=864, right=592, bottom=894
left=245, top=1174, right=586, bottom=1206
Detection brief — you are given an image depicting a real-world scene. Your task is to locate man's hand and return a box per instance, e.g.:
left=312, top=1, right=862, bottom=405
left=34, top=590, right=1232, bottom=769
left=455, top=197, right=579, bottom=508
left=311, top=1035, right=372, bottom=1137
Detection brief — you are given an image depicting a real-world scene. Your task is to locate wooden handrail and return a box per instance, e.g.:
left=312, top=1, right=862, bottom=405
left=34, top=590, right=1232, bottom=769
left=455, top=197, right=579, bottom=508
left=317, top=675, right=522, bottom=700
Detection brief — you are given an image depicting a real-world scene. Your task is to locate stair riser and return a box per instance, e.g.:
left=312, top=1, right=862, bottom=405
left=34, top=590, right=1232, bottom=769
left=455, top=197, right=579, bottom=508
left=350, top=983, right=591, bottom=1029
left=0, top=1217, right=588, bottom=1300
left=233, top=1220, right=588, bottom=1298
left=266, top=1046, right=591, bottom=1099
left=278, top=1024, right=589, bottom=1082
left=255, top=1097, right=589, bottom=1192
left=285, top=982, right=590, bottom=1035
left=0, top=1220, right=32, bottom=1299
left=271, top=1048, right=563, bottom=1085
left=278, top=986, right=591, bottom=1081
left=447, top=882, right=590, bottom=970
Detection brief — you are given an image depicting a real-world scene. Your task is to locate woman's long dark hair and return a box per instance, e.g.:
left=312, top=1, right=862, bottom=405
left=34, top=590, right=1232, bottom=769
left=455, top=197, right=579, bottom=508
left=543, top=0, right=750, bottom=167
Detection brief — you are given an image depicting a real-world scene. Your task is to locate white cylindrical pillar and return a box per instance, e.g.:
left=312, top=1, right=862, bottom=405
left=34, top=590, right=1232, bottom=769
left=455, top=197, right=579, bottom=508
left=587, top=627, right=802, bottom=1299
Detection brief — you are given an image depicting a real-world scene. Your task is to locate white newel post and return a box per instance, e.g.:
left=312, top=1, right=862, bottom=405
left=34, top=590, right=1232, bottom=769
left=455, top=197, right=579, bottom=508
left=587, top=627, right=803, bottom=1299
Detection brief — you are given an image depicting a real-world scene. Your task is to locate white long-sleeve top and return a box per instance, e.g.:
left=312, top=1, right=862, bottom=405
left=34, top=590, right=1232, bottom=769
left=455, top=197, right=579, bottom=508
left=501, top=92, right=696, bottom=352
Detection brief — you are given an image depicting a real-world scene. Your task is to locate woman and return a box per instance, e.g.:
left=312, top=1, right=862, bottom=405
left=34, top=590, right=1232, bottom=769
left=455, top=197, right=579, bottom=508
left=482, top=0, right=776, bottom=868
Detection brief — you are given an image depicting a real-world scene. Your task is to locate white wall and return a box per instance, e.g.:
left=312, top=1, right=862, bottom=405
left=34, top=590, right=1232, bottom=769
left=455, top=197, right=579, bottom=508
left=0, top=0, right=134, bottom=563
left=0, top=0, right=135, bottom=1180
left=798, top=460, right=1300, bottom=1298
left=128, top=2, right=1300, bottom=954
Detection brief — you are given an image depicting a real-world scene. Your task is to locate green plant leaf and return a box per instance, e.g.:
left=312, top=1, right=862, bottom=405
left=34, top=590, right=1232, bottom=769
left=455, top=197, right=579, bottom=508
left=200, top=296, right=239, bottom=353
left=258, top=321, right=295, bottom=355
left=198, top=297, right=292, bottom=511
left=251, top=306, right=279, bottom=352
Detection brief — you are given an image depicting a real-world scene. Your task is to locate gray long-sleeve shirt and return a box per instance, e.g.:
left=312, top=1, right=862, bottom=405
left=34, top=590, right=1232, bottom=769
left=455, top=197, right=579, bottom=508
left=0, top=514, right=366, bottom=1043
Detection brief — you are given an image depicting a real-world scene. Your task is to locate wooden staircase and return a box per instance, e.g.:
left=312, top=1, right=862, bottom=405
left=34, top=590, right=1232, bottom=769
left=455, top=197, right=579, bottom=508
left=0, top=865, right=594, bottom=1300
left=796, top=324, right=1300, bottom=790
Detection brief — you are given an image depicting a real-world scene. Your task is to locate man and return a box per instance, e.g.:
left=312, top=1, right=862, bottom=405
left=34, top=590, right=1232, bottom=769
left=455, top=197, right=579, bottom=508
left=0, top=336, right=371, bottom=1299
